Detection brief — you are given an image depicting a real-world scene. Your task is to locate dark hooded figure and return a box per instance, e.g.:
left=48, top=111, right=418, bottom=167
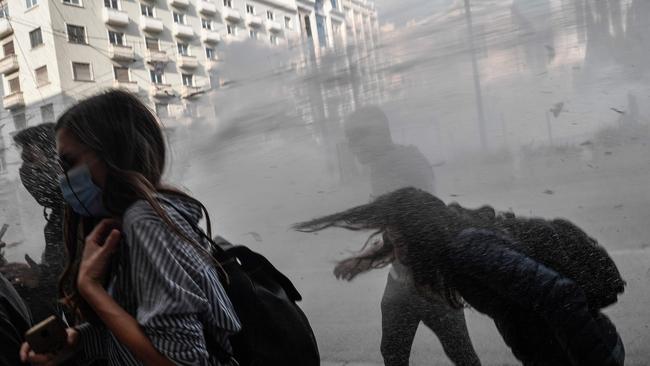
left=295, top=187, right=625, bottom=366
left=339, top=106, right=480, bottom=366
left=0, top=123, right=66, bottom=323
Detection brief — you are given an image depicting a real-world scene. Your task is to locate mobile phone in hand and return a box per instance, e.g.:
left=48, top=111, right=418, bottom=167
left=25, top=315, right=68, bottom=354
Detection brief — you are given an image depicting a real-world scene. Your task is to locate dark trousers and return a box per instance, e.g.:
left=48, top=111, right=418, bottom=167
left=380, top=275, right=481, bottom=366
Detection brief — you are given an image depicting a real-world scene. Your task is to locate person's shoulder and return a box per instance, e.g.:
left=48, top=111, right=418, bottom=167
left=123, top=199, right=161, bottom=230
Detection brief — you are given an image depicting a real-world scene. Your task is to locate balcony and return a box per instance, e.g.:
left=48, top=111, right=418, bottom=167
left=109, top=44, right=135, bottom=61
left=222, top=8, right=242, bottom=22
left=113, top=80, right=139, bottom=94
left=3, top=92, right=24, bottom=110
left=173, top=23, right=194, bottom=39
left=198, top=1, right=217, bottom=15
left=181, top=85, right=204, bottom=99
left=108, top=44, right=135, bottom=61
left=330, top=8, right=345, bottom=20
left=246, top=15, right=263, bottom=27
left=168, top=0, right=189, bottom=8
left=140, top=16, right=164, bottom=33
left=201, top=29, right=221, bottom=43
left=177, top=55, right=198, bottom=69
left=150, top=84, right=174, bottom=98
left=0, top=18, right=12, bottom=38
left=102, top=7, right=129, bottom=27
left=266, top=20, right=282, bottom=33
left=145, top=49, right=168, bottom=64
left=0, top=54, right=19, bottom=75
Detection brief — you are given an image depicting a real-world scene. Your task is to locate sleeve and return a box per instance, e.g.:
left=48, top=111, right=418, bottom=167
left=74, top=322, right=108, bottom=365
left=0, top=276, right=31, bottom=366
left=0, top=315, right=22, bottom=366
left=126, top=218, right=227, bottom=365
left=452, top=229, right=624, bottom=366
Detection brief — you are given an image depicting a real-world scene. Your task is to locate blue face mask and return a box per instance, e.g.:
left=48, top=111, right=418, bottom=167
left=59, top=164, right=110, bottom=217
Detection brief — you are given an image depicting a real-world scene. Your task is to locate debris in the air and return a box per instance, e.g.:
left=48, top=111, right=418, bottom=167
left=550, top=102, right=564, bottom=118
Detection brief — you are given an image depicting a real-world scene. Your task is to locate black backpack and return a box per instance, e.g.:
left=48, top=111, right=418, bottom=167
left=165, top=199, right=320, bottom=366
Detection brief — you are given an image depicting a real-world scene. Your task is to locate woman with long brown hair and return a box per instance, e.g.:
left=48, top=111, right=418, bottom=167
left=20, top=90, right=240, bottom=365
left=295, top=187, right=625, bottom=366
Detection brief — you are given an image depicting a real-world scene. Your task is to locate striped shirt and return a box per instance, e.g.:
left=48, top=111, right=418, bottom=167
left=76, top=195, right=241, bottom=366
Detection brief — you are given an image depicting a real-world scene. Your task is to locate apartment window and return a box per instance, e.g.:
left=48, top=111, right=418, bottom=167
left=41, top=104, right=54, bottom=122
left=145, top=37, right=159, bottom=51
left=13, top=113, right=26, bottom=131
left=183, top=102, right=198, bottom=117
left=223, top=0, right=232, bottom=8
left=155, top=103, right=169, bottom=118
left=245, top=4, right=254, bottom=14
left=270, top=34, right=277, bottom=45
left=3, top=41, right=14, bottom=56
left=35, top=65, right=49, bottom=86
left=266, top=10, right=274, bottom=20
left=201, top=18, right=212, bottom=30
left=209, top=73, right=220, bottom=89
left=104, top=0, right=119, bottom=9
left=141, top=3, right=154, bottom=17
left=332, top=23, right=340, bottom=35
left=226, top=23, right=235, bottom=35
left=177, top=42, right=189, bottom=56
left=249, top=30, right=257, bottom=39
left=304, top=15, right=312, bottom=38
left=29, top=28, right=43, bottom=48
left=284, top=16, right=291, bottom=29
left=72, top=62, right=92, bottom=81
left=205, top=47, right=215, bottom=60
left=108, top=31, right=125, bottom=45
left=63, top=0, right=81, bottom=5
left=67, top=24, right=86, bottom=44
left=181, top=73, right=193, bottom=86
left=114, top=66, right=130, bottom=82
left=330, top=0, right=337, bottom=9
left=173, top=12, right=185, bottom=24
left=0, top=3, right=9, bottom=18
left=8, top=77, right=20, bottom=93
left=25, top=0, right=38, bottom=9
left=150, top=69, right=164, bottom=84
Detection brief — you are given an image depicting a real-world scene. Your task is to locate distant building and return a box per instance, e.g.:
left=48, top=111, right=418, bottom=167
left=0, top=0, right=377, bottom=172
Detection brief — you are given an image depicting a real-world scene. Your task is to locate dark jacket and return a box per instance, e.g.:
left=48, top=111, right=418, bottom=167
left=0, top=274, right=32, bottom=366
left=447, top=228, right=624, bottom=366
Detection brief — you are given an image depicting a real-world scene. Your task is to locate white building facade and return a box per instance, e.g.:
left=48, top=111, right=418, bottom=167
left=0, top=0, right=377, bottom=171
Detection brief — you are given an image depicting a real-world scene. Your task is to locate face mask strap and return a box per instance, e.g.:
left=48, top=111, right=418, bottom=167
left=64, top=170, right=94, bottom=217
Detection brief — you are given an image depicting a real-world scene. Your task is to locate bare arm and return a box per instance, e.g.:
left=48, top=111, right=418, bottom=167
left=77, top=220, right=175, bottom=366
left=334, top=238, right=395, bottom=281
left=79, top=283, right=175, bottom=366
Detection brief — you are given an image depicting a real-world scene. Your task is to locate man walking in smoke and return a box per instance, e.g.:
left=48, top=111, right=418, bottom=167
left=0, top=123, right=67, bottom=323
left=337, top=106, right=481, bottom=366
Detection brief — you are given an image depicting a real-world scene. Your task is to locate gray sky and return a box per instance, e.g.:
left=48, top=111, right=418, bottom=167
left=374, top=0, right=454, bottom=26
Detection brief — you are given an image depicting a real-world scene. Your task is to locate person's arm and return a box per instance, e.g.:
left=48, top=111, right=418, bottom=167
left=78, top=283, right=175, bottom=365
left=450, top=229, right=623, bottom=366
left=76, top=220, right=175, bottom=366
left=124, top=215, right=239, bottom=364
left=334, top=238, right=394, bottom=281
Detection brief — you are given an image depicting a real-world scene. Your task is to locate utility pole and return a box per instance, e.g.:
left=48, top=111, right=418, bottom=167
left=463, top=0, right=487, bottom=150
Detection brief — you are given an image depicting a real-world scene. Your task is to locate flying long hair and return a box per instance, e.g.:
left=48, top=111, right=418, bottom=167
left=294, top=187, right=625, bottom=310
left=294, top=187, right=466, bottom=307
left=55, top=89, right=221, bottom=322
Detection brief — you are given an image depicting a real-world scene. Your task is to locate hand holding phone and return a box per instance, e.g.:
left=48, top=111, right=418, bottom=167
left=25, top=315, right=67, bottom=354
left=21, top=316, right=79, bottom=365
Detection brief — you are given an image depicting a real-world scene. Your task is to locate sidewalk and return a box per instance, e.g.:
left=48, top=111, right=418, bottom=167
left=306, top=249, right=650, bottom=366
